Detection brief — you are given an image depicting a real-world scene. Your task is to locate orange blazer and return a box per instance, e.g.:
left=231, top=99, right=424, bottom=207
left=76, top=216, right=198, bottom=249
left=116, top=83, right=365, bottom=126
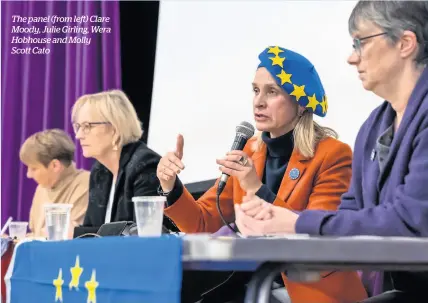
left=165, top=136, right=367, bottom=303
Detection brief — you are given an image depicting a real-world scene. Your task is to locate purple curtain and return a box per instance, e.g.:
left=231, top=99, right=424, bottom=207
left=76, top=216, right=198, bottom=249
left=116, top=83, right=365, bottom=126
left=1, top=1, right=121, bottom=225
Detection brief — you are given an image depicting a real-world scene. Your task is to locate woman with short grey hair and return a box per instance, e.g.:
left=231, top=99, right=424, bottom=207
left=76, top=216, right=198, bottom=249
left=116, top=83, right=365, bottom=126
left=234, top=1, right=428, bottom=302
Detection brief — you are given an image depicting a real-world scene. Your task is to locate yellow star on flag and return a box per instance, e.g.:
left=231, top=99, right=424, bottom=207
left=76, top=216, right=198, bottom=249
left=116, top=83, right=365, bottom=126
left=267, top=46, right=284, bottom=56
left=306, top=93, right=319, bottom=111
left=320, top=95, right=328, bottom=114
left=276, top=70, right=292, bottom=85
left=269, top=55, right=285, bottom=68
left=69, top=255, right=84, bottom=290
left=85, top=269, right=99, bottom=303
left=53, top=268, right=64, bottom=302
left=290, top=84, right=307, bottom=101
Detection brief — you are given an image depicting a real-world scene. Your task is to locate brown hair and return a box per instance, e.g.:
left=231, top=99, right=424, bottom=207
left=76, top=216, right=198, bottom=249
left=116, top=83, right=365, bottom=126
left=19, top=129, right=75, bottom=167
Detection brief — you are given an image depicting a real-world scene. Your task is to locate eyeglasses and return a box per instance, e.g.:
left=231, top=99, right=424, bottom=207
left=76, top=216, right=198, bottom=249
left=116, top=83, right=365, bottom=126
left=353, top=32, right=387, bottom=56
left=72, top=122, right=110, bottom=134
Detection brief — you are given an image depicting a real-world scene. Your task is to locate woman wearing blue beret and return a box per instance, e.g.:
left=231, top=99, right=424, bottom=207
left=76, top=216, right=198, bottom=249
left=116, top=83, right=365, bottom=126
left=158, top=45, right=367, bottom=302
left=236, top=1, right=428, bottom=302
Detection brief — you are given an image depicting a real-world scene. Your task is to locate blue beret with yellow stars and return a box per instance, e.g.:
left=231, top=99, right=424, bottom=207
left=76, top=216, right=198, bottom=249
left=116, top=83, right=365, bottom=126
left=257, top=46, right=328, bottom=117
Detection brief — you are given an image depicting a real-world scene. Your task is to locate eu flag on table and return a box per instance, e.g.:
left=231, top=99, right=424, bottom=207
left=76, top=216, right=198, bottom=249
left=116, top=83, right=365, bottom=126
left=6, top=236, right=182, bottom=303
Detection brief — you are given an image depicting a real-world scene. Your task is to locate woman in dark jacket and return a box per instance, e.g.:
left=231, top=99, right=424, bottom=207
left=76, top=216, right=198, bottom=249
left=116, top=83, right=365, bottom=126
left=71, top=89, right=177, bottom=232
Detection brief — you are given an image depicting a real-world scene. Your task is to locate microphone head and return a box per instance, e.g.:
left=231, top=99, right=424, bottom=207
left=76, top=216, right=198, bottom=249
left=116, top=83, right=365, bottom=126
left=236, top=121, right=255, bottom=139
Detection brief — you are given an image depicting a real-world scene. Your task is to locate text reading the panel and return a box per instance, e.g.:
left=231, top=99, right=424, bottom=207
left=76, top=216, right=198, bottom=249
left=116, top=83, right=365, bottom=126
left=10, top=15, right=112, bottom=55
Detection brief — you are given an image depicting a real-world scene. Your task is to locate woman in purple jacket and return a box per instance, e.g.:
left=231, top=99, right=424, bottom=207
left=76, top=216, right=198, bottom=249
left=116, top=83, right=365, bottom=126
left=234, top=1, right=428, bottom=302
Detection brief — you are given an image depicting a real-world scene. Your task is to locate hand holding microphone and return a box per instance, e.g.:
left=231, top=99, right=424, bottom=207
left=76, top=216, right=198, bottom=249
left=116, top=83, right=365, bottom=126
left=216, top=150, right=262, bottom=194
left=157, top=134, right=185, bottom=192
left=215, top=121, right=261, bottom=195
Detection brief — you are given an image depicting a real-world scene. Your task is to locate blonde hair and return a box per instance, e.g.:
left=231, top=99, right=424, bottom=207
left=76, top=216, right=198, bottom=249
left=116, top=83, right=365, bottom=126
left=71, top=89, right=143, bottom=146
left=252, top=111, right=338, bottom=158
left=20, top=129, right=75, bottom=167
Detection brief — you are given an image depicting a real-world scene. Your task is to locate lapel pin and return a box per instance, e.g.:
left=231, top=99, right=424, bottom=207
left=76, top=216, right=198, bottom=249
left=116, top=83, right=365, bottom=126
left=370, top=149, right=376, bottom=161
left=289, top=168, right=300, bottom=180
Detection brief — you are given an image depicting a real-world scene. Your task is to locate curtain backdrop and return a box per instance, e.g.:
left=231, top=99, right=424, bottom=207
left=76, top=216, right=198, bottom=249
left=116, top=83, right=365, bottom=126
left=1, top=1, right=121, bottom=224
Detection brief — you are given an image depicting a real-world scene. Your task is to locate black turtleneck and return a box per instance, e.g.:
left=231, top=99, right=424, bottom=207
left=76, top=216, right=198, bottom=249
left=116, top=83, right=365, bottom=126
left=255, top=130, right=294, bottom=203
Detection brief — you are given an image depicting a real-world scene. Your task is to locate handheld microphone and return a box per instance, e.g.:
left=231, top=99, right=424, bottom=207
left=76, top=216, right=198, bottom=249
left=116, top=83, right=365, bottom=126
left=217, top=121, right=255, bottom=195
left=216, top=121, right=255, bottom=233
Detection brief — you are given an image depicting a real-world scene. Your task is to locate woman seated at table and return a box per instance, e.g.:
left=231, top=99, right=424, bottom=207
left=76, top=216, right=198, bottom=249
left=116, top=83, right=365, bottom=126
left=234, top=1, right=428, bottom=302
left=71, top=89, right=178, bottom=232
left=157, top=46, right=367, bottom=302
left=19, top=129, right=90, bottom=238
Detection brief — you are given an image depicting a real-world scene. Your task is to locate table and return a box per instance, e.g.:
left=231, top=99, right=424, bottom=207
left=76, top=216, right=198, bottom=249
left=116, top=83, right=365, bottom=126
left=3, top=234, right=428, bottom=303
left=181, top=234, right=428, bottom=303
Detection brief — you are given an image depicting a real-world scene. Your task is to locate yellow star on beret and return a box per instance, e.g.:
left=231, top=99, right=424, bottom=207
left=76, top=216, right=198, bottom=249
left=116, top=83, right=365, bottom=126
left=267, top=46, right=284, bottom=56
left=269, top=55, right=285, bottom=68
left=276, top=70, right=292, bottom=85
left=290, top=84, right=306, bottom=101
left=306, top=93, right=319, bottom=111
left=320, top=96, right=328, bottom=114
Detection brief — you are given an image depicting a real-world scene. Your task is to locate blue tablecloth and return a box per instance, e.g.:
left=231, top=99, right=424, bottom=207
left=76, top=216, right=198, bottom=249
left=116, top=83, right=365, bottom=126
left=7, top=236, right=182, bottom=303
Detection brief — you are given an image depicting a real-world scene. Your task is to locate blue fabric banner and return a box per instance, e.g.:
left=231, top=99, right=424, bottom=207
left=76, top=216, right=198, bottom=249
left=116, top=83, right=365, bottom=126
left=8, top=236, right=182, bottom=303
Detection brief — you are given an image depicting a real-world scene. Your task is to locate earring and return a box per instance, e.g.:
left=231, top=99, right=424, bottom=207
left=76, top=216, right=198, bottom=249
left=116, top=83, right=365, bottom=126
left=112, top=141, right=118, bottom=151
